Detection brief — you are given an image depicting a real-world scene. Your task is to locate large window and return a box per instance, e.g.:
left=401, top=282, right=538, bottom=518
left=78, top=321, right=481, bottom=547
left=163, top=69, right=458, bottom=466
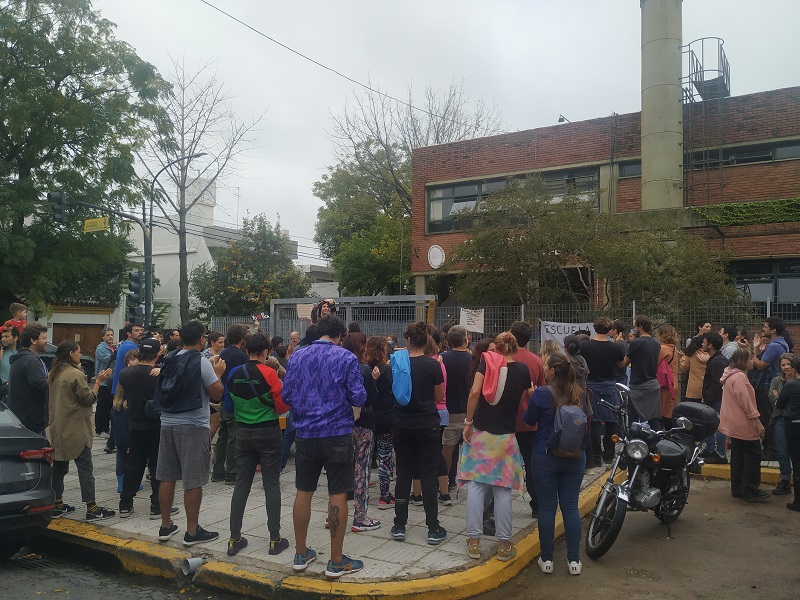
left=426, top=168, right=600, bottom=233
left=688, top=140, right=800, bottom=170
left=733, top=259, right=800, bottom=303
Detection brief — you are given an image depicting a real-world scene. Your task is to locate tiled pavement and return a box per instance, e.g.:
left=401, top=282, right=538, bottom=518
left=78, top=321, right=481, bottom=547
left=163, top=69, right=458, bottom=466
left=58, top=435, right=610, bottom=583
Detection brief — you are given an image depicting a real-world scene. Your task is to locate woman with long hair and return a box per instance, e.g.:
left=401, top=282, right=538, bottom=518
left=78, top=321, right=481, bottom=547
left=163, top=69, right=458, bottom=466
left=524, top=353, right=587, bottom=576
left=657, top=325, right=682, bottom=426
left=341, top=332, right=381, bottom=532
left=459, top=332, right=529, bottom=561
left=770, top=353, right=797, bottom=496
left=776, top=354, right=800, bottom=511
left=391, top=322, right=447, bottom=545
left=366, top=336, right=396, bottom=509
left=49, top=340, right=115, bottom=520
left=538, top=339, right=563, bottom=367
left=680, top=335, right=709, bottom=402
left=563, top=335, right=593, bottom=469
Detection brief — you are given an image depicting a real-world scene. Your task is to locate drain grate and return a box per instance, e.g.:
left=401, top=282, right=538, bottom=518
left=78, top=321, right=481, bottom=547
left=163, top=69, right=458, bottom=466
left=10, top=551, right=60, bottom=570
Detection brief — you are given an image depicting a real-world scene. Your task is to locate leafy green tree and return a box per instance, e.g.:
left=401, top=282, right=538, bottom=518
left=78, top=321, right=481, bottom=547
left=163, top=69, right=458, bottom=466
left=189, top=215, right=311, bottom=320
left=333, top=214, right=411, bottom=296
left=451, top=176, right=737, bottom=310
left=315, top=80, right=501, bottom=295
left=0, top=0, right=170, bottom=310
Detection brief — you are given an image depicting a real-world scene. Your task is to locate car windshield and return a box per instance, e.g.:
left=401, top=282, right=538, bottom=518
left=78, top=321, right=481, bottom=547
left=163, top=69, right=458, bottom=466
left=0, top=402, right=21, bottom=425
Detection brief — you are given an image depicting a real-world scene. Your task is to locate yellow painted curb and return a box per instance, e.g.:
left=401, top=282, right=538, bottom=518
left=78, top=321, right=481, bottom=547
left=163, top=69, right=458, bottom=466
left=197, top=472, right=623, bottom=600
left=45, top=518, right=191, bottom=578
left=701, top=464, right=781, bottom=485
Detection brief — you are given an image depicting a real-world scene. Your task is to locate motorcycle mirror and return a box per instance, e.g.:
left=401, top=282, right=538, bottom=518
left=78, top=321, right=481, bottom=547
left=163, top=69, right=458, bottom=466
left=676, top=416, right=693, bottom=430
left=615, top=382, right=631, bottom=395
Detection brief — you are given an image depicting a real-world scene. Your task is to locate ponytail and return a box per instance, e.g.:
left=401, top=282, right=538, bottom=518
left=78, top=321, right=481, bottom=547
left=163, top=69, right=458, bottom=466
left=547, top=353, right=582, bottom=408
left=403, top=321, right=430, bottom=350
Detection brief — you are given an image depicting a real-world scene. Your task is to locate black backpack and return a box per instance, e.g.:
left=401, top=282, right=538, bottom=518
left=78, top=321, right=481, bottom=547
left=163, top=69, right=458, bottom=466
left=153, top=349, right=202, bottom=413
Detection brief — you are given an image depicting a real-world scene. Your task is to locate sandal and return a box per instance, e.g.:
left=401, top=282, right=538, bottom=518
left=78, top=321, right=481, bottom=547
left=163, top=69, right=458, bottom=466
left=466, top=539, right=481, bottom=559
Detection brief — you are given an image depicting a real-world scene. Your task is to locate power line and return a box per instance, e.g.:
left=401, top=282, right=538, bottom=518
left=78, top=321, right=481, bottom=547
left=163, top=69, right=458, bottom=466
left=197, top=0, right=478, bottom=130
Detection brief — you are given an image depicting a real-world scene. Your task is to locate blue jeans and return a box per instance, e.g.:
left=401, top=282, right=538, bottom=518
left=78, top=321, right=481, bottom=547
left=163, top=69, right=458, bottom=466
left=705, top=430, right=727, bottom=458
left=532, top=451, right=586, bottom=563
left=773, top=416, right=791, bottom=481
left=281, top=412, right=296, bottom=470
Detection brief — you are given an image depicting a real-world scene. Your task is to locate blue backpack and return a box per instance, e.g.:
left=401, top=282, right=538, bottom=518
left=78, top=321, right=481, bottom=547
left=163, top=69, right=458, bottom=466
left=546, top=386, right=588, bottom=459
left=390, top=349, right=412, bottom=406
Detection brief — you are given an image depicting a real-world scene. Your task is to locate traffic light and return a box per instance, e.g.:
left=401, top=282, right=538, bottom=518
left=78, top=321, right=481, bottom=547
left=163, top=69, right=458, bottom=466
left=128, top=270, right=143, bottom=305
left=127, top=304, right=145, bottom=324
left=47, top=190, right=66, bottom=225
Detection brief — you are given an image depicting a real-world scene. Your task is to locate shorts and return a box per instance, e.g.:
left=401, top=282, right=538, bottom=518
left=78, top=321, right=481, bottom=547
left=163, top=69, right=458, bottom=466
left=156, top=424, right=211, bottom=489
left=295, top=434, right=353, bottom=495
left=442, top=412, right=466, bottom=446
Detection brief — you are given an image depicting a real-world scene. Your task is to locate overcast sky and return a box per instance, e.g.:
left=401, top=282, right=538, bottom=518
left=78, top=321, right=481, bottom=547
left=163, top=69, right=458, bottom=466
left=95, top=0, right=800, bottom=264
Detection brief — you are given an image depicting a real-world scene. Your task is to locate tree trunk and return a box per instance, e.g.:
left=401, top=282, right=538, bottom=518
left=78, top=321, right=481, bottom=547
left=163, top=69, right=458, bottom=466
left=178, top=190, right=190, bottom=324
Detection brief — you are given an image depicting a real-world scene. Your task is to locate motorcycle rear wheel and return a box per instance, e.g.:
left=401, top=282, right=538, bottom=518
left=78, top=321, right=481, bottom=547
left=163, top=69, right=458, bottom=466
left=585, top=487, right=627, bottom=559
left=655, top=473, right=690, bottom=524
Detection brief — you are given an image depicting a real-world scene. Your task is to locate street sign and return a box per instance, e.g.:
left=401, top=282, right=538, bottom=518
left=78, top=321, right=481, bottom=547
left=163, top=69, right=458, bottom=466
left=83, top=216, right=109, bottom=233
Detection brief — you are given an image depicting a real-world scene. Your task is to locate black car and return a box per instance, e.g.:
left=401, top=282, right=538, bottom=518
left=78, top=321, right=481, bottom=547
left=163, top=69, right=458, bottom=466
left=39, top=343, right=96, bottom=381
left=0, top=401, right=55, bottom=560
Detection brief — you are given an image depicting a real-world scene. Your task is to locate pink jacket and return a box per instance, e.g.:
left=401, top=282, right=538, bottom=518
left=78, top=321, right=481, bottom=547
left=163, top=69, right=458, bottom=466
left=719, top=367, right=761, bottom=441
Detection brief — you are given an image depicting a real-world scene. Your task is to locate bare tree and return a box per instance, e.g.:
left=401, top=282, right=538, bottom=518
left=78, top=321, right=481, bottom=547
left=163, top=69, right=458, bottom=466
left=330, top=79, right=502, bottom=215
left=139, top=57, right=261, bottom=323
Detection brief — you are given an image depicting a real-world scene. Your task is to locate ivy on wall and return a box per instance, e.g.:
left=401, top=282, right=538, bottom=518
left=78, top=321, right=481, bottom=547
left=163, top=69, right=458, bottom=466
left=691, top=198, right=800, bottom=226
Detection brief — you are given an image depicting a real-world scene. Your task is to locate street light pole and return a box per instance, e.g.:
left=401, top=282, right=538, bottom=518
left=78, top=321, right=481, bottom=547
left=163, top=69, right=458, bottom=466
left=145, top=152, right=206, bottom=328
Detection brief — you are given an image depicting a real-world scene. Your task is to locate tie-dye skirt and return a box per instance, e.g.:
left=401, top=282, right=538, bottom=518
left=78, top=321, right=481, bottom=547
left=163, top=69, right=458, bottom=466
left=457, top=428, right=525, bottom=491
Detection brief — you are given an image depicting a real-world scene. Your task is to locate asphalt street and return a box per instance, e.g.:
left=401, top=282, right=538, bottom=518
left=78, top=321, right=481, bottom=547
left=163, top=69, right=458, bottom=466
left=478, top=478, right=800, bottom=600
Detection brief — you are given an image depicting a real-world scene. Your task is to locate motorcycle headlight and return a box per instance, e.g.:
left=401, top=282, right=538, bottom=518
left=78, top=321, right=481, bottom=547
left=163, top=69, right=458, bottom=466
left=625, top=439, right=650, bottom=461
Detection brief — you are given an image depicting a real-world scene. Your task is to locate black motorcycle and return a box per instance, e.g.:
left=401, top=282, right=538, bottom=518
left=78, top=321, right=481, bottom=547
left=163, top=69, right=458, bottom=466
left=585, top=383, right=720, bottom=559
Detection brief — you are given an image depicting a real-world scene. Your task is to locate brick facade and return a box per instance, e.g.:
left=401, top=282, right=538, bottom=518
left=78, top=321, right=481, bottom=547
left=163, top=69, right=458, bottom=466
left=411, top=86, right=800, bottom=275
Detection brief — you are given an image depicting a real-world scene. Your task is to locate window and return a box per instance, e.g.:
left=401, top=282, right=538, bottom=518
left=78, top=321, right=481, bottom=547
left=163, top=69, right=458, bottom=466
left=775, top=144, right=800, bottom=160
left=732, top=260, right=800, bottom=313
left=688, top=140, right=800, bottom=170
left=619, top=162, right=642, bottom=178
left=426, top=168, right=600, bottom=233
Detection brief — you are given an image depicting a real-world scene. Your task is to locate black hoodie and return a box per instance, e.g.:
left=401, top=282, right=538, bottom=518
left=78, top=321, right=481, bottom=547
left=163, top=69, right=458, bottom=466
left=7, top=349, right=49, bottom=433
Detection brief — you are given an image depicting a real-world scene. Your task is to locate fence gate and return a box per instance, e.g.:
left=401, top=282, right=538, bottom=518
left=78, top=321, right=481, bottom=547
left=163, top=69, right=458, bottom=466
left=269, top=295, right=436, bottom=341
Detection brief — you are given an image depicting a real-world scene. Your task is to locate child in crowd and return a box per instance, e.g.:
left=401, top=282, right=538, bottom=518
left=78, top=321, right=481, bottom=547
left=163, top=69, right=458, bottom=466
left=3, top=302, right=28, bottom=332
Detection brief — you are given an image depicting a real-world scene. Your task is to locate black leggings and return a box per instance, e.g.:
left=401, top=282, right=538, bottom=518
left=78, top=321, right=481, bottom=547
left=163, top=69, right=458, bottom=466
left=394, top=426, right=440, bottom=530
left=590, top=420, right=619, bottom=462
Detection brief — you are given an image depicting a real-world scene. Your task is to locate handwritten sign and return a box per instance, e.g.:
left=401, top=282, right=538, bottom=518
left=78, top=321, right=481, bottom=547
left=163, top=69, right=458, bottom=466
left=540, top=321, right=595, bottom=347
left=459, top=308, right=485, bottom=333
left=296, top=304, right=314, bottom=320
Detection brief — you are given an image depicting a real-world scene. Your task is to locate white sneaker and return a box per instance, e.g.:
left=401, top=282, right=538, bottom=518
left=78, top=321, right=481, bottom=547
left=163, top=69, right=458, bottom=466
left=568, top=560, right=582, bottom=576
left=537, top=556, right=553, bottom=574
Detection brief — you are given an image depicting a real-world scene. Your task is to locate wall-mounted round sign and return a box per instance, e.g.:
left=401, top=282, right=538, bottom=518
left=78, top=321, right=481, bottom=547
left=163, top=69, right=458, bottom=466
left=428, top=244, right=445, bottom=269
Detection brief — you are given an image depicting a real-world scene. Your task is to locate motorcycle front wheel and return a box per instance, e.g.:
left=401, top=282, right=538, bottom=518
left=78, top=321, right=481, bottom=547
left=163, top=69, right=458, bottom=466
left=585, top=487, right=627, bottom=559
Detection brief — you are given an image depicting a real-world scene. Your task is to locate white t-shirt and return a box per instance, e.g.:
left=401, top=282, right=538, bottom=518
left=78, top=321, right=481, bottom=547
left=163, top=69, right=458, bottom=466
left=160, top=350, right=218, bottom=429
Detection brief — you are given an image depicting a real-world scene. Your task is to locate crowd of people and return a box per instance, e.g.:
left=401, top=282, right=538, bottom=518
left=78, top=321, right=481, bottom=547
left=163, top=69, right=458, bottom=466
left=1, top=297, right=798, bottom=580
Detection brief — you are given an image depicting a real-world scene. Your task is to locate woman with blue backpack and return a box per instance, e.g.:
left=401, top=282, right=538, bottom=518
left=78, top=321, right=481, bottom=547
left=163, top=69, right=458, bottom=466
left=523, top=352, right=588, bottom=576
left=389, top=322, right=447, bottom=545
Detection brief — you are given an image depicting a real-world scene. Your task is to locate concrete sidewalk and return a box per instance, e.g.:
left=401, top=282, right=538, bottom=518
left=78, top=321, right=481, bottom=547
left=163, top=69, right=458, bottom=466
left=45, top=439, right=781, bottom=598
left=46, top=438, right=609, bottom=596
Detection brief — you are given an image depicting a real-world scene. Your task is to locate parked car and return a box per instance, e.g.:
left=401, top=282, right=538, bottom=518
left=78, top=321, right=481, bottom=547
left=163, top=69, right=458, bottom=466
left=0, top=401, right=55, bottom=560
left=39, top=343, right=96, bottom=381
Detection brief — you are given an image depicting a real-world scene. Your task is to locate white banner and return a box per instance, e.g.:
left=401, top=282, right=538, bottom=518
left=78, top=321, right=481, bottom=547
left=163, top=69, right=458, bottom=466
left=459, top=308, right=485, bottom=333
left=296, top=304, right=314, bottom=320
left=540, top=321, right=595, bottom=348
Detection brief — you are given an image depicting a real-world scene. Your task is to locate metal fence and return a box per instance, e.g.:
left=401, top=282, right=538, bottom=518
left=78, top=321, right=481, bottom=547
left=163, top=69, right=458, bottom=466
left=212, top=296, right=790, bottom=351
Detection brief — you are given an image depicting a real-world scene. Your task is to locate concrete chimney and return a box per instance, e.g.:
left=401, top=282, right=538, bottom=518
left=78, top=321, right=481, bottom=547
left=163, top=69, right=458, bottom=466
left=640, top=0, right=684, bottom=210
